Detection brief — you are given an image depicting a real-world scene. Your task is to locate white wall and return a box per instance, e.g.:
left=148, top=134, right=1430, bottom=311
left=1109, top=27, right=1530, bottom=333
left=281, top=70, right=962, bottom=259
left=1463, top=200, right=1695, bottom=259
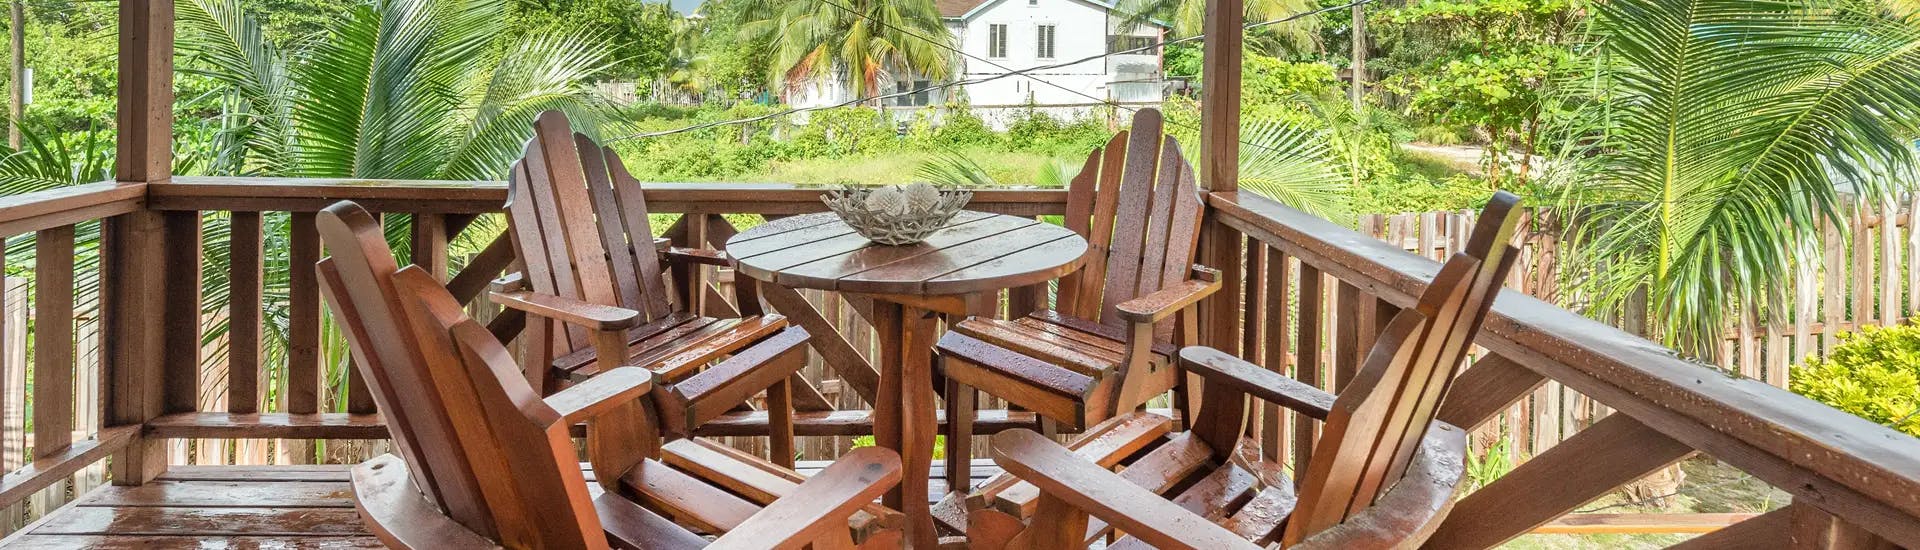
left=786, top=0, right=1166, bottom=124
left=953, top=0, right=1159, bottom=108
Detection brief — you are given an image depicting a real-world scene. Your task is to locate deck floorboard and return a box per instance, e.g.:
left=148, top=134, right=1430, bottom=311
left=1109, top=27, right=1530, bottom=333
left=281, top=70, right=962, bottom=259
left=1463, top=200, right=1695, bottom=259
left=0, top=460, right=999, bottom=548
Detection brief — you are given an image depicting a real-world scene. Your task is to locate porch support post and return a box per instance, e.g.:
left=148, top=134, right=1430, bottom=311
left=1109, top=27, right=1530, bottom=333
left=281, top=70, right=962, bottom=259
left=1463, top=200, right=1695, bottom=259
left=1199, top=0, right=1242, bottom=192
left=1195, top=0, right=1247, bottom=423
left=105, top=0, right=177, bottom=485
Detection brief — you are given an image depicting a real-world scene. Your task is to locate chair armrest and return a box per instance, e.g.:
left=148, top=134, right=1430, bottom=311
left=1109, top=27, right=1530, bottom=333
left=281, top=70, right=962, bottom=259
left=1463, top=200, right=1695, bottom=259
left=988, top=429, right=1262, bottom=550
left=1115, top=265, right=1223, bottom=324
left=665, top=247, right=732, bottom=267
left=488, top=289, right=640, bottom=332
left=490, top=272, right=525, bottom=292
left=706, top=447, right=902, bottom=550
left=544, top=367, right=654, bottom=424
left=1180, top=346, right=1333, bottom=420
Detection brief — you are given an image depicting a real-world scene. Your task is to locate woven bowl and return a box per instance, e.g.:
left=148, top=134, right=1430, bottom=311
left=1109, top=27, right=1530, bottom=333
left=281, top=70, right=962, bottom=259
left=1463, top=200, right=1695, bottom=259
left=821, top=183, right=973, bottom=245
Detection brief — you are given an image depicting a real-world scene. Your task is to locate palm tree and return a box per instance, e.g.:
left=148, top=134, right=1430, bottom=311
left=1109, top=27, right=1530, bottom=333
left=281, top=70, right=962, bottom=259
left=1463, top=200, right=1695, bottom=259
left=742, top=0, right=955, bottom=101
left=1558, top=0, right=1920, bottom=357
left=169, top=0, right=617, bottom=416
left=179, top=0, right=616, bottom=180
left=1115, top=0, right=1322, bottom=53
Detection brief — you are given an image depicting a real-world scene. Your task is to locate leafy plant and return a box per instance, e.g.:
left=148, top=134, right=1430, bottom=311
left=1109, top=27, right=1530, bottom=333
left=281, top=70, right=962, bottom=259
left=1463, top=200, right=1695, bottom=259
left=1790, top=324, right=1920, bottom=437
left=741, top=0, right=954, bottom=100
left=178, top=0, right=618, bottom=179
left=1465, top=437, right=1515, bottom=490
left=1556, top=0, right=1920, bottom=357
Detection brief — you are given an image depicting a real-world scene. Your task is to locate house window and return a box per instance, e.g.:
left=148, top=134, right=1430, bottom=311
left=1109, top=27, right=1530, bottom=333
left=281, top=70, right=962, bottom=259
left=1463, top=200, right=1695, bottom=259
left=988, top=24, right=1008, bottom=58
left=1107, top=35, right=1155, bottom=54
left=1036, top=25, right=1056, bottom=59
left=894, top=80, right=932, bottom=107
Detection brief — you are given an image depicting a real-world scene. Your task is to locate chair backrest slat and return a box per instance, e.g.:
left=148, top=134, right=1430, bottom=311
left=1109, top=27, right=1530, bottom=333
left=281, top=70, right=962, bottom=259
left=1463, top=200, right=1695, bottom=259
left=1282, top=192, right=1522, bottom=544
left=316, top=204, right=498, bottom=540
left=322, top=200, right=608, bottom=549
left=576, top=135, right=646, bottom=315
left=506, top=111, right=681, bottom=364
left=1097, top=110, right=1166, bottom=324
left=1054, top=109, right=1205, bottom=332
left=391, top=267, right=606, bottom=550
left=1055, top=134, right=1114, bottom=316
left=606, top=149, right=674, bottom=320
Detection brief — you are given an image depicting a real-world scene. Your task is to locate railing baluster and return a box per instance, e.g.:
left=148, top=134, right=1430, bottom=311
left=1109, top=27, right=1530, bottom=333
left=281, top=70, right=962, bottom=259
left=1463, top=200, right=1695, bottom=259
left=227, top=213, right=267, bottom=466
left=1333, top=282, right=1360, bottom=391
left=284, top=212, right=321, bottom=464
left=33, top=227, right=75, bottom=460
left=228, top=213, right=262, bottom=416
left=1293, top=263, right=1323, bottom=475
left=1240, top=241, right=1263, bottom=442
left=1260, top=246, right=1291, bottom=464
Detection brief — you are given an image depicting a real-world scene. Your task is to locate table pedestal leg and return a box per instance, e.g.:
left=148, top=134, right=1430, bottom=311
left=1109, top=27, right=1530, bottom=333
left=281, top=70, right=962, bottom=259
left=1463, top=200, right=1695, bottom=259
left=872, top=301, right=940, bottom=548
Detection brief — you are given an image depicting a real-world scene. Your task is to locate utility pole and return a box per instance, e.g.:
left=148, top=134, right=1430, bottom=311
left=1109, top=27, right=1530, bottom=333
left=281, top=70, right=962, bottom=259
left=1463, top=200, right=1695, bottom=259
left=9, top=0, right=22, bottom=149
left=1349, top=3, right=1365, bottom=113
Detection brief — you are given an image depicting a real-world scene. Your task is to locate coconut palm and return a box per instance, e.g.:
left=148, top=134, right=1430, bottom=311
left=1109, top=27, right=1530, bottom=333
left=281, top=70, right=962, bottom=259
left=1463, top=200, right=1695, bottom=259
left=168, top=0, right=618, bottom=416
left=179, top=0, right=616, bottom=180
left=1114, top=0, right=1323, bottom=53
left=1559, top=0, right=1920, bottom=356
left=742, top=0, right=955, bottom=101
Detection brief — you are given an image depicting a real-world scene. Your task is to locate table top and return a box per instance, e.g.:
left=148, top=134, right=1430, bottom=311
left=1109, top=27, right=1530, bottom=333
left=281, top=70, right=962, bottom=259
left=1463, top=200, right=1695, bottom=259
left=726, top=211, right=1089, bottom=296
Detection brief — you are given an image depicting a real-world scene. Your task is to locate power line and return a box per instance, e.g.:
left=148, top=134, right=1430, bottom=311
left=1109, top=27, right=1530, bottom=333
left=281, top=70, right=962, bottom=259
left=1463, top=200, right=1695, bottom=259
left=605, top=0, right=1370, bottom=143
left=801, top=0, right=1368, bottom=159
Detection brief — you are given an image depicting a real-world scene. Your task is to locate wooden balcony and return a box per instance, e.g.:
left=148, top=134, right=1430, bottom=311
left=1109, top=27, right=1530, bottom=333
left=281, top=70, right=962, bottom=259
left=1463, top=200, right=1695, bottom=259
left=0, top=178, right=1907, bottom=548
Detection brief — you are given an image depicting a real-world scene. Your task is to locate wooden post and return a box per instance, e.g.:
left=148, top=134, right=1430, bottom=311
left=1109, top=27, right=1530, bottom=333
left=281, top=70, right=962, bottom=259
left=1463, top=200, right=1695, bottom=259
left=1199, top=0, right=1242, bottom=191
left=8, top=0, right=22, bottom=149
left=1349, top=3, right=1366, bottom=113
left=104, top=0, right=174, bottom=486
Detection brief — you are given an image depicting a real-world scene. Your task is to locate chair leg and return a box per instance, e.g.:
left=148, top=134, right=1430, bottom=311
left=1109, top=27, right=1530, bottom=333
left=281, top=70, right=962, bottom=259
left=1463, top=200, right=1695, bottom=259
left=768, top=371, right=796, bottom=469
left=943, top=375, right=975, bottom=496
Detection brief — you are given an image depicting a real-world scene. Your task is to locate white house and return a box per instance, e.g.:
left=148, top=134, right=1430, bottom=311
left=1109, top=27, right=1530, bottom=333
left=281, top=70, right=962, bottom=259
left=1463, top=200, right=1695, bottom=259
left=785, top=0, right=1168, bottom=127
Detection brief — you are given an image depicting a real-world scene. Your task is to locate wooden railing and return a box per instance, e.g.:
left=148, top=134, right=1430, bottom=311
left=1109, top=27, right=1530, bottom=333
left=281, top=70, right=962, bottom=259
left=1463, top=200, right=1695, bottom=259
left=1205, top=190, right=1920, bottom=548
left=0, top=179, right=1914, bottom=547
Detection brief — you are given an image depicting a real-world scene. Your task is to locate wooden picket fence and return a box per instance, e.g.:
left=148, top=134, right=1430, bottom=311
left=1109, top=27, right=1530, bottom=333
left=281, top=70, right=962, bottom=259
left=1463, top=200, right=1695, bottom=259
left=1357, top=197, right=1919, bottom=463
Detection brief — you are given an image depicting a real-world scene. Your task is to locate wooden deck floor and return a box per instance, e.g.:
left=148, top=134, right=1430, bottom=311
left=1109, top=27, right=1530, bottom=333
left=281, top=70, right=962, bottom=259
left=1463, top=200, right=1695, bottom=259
left=0, top=460, right=1001, bottom=549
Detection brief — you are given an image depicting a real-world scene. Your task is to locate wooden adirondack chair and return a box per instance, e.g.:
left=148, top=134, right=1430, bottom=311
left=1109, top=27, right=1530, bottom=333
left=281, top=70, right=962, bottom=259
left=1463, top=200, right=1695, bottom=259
left=316, top=200, right=906, bottom=549
left=935, top=108, right=1217, bottom=500
left=492, top=110, right=811, bottom=466
left=965, top=191, right=1523, bottom=549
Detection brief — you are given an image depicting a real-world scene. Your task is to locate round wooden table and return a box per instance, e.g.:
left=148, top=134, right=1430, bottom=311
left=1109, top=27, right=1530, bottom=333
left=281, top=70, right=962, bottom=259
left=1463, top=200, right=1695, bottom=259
left=727, top=210, right=1089, bottom=548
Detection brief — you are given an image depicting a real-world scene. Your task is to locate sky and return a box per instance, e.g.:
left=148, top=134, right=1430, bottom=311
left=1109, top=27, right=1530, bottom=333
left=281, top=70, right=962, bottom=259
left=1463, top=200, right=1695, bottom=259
left=668, top=0, right=702, bottom=14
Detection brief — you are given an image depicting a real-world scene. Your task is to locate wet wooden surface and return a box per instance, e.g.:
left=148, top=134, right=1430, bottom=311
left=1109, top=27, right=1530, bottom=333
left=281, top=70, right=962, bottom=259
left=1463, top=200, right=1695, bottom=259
left=0, top=462, right=999, bottom=548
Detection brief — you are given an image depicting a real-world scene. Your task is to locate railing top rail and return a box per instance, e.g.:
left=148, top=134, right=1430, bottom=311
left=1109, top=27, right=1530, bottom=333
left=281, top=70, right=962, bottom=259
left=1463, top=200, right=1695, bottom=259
left=1209, top=190, right=1920, bottom=543
left=155, top=177, right=1069, bottom=215
left=0, top=181, right=144, bottom=236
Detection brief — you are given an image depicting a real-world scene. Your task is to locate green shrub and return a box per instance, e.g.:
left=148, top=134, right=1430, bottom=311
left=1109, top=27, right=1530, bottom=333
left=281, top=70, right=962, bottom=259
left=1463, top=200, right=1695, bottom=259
left=931, top=108, right=999, bottom=148
left=1791, top=323, right=1920, bottom=437
left=790, top=107, right=898, bottom=158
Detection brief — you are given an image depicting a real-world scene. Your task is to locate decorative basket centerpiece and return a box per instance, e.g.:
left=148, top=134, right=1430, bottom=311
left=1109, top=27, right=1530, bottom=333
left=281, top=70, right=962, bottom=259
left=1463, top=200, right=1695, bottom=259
left=821, top=182, right=973, bottom=245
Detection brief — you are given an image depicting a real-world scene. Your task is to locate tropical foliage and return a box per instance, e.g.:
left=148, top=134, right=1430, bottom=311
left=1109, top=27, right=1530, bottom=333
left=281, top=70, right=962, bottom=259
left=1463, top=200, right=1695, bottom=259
left=1792, top=323, right=1920, bottom=437
left=1556, top=0, right=1920, bottom=355
left=740, top=0, right=955, bottom=100
left=1116, top=0, right=1323, bottom=53
left=178, top=0, right=616, bottom=179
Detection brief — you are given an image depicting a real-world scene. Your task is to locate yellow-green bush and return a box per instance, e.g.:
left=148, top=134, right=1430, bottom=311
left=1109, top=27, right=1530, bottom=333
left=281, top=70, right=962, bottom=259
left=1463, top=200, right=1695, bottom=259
left=1790, top=323, right=1920, bottom=437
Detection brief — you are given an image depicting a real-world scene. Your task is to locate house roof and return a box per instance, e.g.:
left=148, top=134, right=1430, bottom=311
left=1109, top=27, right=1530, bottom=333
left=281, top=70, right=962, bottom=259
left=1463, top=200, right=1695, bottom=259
left=937, top=0, right=988, bottom=17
